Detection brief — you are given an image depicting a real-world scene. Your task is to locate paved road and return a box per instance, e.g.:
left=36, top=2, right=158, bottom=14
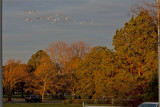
left=3, top=98, right=62, bottom=103
left=3, top=98, right=129, bottom=107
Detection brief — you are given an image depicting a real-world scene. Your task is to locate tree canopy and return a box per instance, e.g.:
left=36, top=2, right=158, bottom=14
left=27, top=50, right=51, bottom=72
left=3, top=9, right=158, bottom=105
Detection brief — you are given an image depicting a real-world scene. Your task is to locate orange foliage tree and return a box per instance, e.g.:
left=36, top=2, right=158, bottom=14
left=30, top=56, right=59, bottom=101
left=46, top=41, right=91, bottom=99
left=3, top=59, right=28, bottom=101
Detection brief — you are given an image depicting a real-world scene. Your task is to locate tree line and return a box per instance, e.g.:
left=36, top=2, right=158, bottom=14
left=3, top=9, right=158, bottom=104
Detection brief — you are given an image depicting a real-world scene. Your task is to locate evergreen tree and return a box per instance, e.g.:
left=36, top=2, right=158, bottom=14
left=76, top=46, right=114, bottom=99
left=113, top=10, right=158, bottom=102
left=113, top=10, right=157, bottom=76
left=27, top=50, right=51, bottom=72
left=144, top=72, right=158, bottom=102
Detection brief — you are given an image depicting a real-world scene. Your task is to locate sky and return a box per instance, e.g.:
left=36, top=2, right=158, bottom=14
left=2, top=0, right=152, bottom=63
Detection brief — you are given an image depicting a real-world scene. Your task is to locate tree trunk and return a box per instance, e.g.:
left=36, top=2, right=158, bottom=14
left=7, top=90, right=12, bottom=101
left=72, top=88, right=75, bottom=100
left=60, top=92, right=65, bottom=100
left=42, top=94, right=44, bottom=101
left=21, top=83, right=24, bottom=98
left=7, top=96, right=11, bottom=101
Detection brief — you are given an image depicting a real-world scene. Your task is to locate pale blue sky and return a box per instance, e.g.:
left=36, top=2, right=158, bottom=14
left=2, top=0, right=152, bottom=63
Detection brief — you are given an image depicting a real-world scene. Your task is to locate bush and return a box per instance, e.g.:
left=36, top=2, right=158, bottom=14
left=62, top=99, right=73, bottom=104
left=113, top=99, right=127, bottom=106
left=83, top=99, right=95, bottom=104
left=73, top=99, right=83, bottom=104
left=96, top=99, right=109, bottom=104
left=62, top=99, right=110, bottom=104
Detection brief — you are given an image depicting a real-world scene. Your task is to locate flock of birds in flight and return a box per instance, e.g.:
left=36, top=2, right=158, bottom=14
left=25, top=10, right=95, bottom=25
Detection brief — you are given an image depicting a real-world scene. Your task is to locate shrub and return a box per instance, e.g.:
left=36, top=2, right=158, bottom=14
left=62, top=99, right=111, bottom=104
left=96, top=99, right=109, bottom=104
left=73, top=99, right=83, bottom=104
left=113, top=100, right=127, bottom=106
left=62, top=99, right=73, bottom=104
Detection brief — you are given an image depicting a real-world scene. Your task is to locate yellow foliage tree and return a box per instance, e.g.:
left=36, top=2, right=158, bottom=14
left=3, top=59, right=28, bottom=101
left=31, top=56, right=58, bottom=101
left=64, top=57, right=82, bottom=100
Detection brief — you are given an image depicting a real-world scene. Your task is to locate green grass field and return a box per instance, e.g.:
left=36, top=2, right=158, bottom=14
left=3, top=103, right=83, bottom=107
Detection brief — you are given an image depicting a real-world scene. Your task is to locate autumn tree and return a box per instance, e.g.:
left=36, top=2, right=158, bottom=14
left=63, top=41, right=90, bottom=100
left=113, top=10, right=157, bottom=76
left=27, top=50, right=50, bottom=72
left=63, top=57, right=82, bottom=100
left=112, top=10, right=158, bottom=103
left=69, top=41, right=91, bottom=59
left=106, top=70, right=138, bottom=99
left=144, top=72, right=158, bottom=102
left=129, top=1, right=157, bottom=23
left=46, top=41, right=90, bottom=67
left=30, top=55, right=59, bottom=101
left=46, top=41, right=91, bottom=98
left=46, top=41, right=69, bottom=68
left=3, top=59, right=28, bottom=101
left=76, top=46, right=114, bottom=99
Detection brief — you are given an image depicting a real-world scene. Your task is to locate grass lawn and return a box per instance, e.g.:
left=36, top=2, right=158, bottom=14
left=3, top=103, right=83, bottom=107
left=3, top=103, right=112, bottom=107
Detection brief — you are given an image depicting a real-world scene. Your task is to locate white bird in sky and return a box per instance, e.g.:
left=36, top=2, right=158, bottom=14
left=53, top=18, right=60, bottom=22
left=29, top=10, right=35, bottom=14
left=25, top=10, right=95, bottom=24
left=36, top=18, right=42, bottom=20
left=64, top=17, right=69, bottom=20
left=80, top=21, right=86, bottom=24
left=25, top=18, right=32, bottom=22
left=46, top=17, right=51, bottom=20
